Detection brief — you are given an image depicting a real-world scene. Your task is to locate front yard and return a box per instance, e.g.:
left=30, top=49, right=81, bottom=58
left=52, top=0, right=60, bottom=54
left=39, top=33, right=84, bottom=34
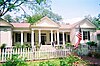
left=0, top=54, right=88, bottom=66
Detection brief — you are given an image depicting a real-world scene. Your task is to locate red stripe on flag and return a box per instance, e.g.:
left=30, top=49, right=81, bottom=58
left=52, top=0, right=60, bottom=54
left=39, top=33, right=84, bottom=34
left=74, top=32, right=82, bottom=49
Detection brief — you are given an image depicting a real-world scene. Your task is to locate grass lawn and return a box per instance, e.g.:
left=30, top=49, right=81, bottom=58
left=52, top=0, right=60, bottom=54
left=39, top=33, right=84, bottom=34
left=0, top=55, right=88, bottom=66
left=27, top=59, right=60, bottom=66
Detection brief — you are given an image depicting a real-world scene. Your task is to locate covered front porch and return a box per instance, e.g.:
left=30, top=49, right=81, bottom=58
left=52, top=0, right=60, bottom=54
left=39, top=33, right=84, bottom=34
left=13, top=30, right=70, bottom=48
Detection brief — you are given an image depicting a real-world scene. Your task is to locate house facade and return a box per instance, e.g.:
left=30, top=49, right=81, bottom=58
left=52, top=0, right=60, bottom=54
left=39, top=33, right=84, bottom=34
left=0, top=16, right=97, bottom=48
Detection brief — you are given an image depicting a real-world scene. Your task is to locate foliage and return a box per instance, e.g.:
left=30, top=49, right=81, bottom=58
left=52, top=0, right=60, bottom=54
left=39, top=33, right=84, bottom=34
left=87, top=51, right=100, bottom=58
left=35, top=8, right=62, bottom=22
left=14, top=43, right=22, bottom=48
left=26, top=14, right=43, bottom=23
left=0, top=43, right=6, bottom=52
left=4, top=14, right=14, bottom=22
left=86, top=41, right=97, bottom=47
left=2, top=54, right=27, bottom=66
left=0, top=43, right=6, bottom=49
left=66, top=43, right=72, bottom=47
left=26, top=8, right=62, bottom=23
left=29, top=55, right=87, bottom=66
left=60, top=55, right=87, bottom=66
left=85, top=15, right=100, bottom=29
left=92, top=16, right=100, bottom=29
left=0, top=0, right=47, bottom=17
left=14, top=43, right=31, bottom=48
left=38, top=61, right=56, bottom=66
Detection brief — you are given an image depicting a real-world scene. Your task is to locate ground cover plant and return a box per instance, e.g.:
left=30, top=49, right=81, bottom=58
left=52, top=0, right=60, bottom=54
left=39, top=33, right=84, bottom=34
left=2, top=54, right=27, bottom=66
left=27, top=54, right=88, bottom=66
left=1, top=54, right=88, bottom=66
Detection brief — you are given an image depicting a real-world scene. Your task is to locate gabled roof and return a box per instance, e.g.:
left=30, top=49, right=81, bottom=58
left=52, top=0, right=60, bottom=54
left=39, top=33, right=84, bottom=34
left=0, top=18, right=13, bottom=27
left=31, top=16, right=60, bottom=28
left=59, top=24, right=72, bottom=29
left=71, top=18, right=97, bottom=29
left=11, top=23, right=30, bottom=28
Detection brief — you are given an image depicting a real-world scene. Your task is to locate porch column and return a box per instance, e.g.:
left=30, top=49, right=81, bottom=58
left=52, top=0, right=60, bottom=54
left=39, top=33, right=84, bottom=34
left=21, top=31, right=23, bottom=45
left=39, top=30, right=41, bottom=45
left=51, top=30, right=53, bottom=45
left=54, top=32, right=56, bottom=41
left=63, top=31, right=65, bottom=48
left=82, top=31, right=83, bottom=40
left=57, top=30, right=59, bottom=45
left=31, top=30, right=34, bottom=48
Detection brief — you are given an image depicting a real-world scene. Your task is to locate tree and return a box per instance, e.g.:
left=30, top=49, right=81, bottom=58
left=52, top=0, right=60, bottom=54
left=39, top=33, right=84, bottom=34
left=26, top=14, right=43, bottom=23
left=0, top=0, right=47, bottom=18
left=4, top=14, right=14, bottom=22
left=26, top=9, right=62, bottom=23
left=91, top=14, right=100, bottom=29
left=85, top=15, right=100, bottom=29
left=35, top=8, right=62, bottom=22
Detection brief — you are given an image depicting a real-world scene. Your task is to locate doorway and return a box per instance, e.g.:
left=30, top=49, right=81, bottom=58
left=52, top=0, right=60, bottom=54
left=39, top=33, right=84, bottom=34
left=41, top=33, right=46, bottom=45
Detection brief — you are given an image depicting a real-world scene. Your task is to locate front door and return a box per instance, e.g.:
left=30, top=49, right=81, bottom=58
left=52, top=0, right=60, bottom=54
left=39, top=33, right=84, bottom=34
left=41, top=33, right=46, bottom=45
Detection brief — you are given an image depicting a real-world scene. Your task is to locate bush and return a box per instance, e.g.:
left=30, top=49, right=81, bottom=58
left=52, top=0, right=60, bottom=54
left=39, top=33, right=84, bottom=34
left=86, top=41, right=97, bottom=47
left=14, top=44, right=32, bottom=48
left=87, top=51, right=100, bottom=58
left=39, top=61, right=56, bottom=66
left=0, top=43, right=6, bottom=52
left=0, top=43, right=6, bottom=49
left=60, top=55, right=87, bottom=66
left=3, top=54, right=27, bottom=66
left=66, top=43, right=72, bottom=47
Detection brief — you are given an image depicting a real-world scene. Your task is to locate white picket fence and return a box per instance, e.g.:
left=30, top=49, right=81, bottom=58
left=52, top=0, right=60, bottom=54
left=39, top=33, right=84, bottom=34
left=0, top=48, right=71, bottom=62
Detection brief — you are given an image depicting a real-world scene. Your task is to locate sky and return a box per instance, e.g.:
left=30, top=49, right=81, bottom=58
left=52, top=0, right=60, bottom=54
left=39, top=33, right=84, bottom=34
left=50, top=0, right=100, bottom=23
left=7, top=0, right=100, bottom=24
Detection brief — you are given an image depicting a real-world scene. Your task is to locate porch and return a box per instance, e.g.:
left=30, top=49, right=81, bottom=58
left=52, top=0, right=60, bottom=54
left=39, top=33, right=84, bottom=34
left=13, top=30, right=70, bottom=48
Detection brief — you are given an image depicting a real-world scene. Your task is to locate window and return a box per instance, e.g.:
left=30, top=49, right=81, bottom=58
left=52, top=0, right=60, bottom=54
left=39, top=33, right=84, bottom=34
left=15, top=33, right=21, bottom=42
left=83, top=31, right=90, bottom=40
left=67, top=35, right=70, bottom=42
left=27, top=33, right=31, bottom=42
left=27, top=33, right=35, bottom=42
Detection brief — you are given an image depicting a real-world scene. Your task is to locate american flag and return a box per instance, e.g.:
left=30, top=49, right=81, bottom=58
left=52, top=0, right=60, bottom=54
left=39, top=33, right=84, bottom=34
left=74, top=25, right=82, bottom=49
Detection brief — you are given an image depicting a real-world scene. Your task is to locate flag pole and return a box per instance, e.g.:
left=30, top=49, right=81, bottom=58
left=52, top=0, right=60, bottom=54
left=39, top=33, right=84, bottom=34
left=74, top=24, right=82, bottom=49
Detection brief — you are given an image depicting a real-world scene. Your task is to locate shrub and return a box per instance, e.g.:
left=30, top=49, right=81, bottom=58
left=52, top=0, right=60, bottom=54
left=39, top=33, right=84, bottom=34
left=87, top=51, right=100, bottom=58
left=14, top=43, right=32, bottom=49
left=14, top=44, right=21, bottom=48
left=60, top=55, right=87, bottom=66
left=39, top=61, right=56, bottom=66
left=0, top=43, right=6, bottom=49
left=66, top=43, right=72, bottom=47
left=86, top=41, right=97, bottom=47
left=2, top=54, right=27, bottom=66
left=0, top=43, right=6, bottom=52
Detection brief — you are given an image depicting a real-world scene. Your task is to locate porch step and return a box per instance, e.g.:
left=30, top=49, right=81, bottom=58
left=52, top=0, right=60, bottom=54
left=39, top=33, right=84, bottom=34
left=39, top=45, right=56, bottom=51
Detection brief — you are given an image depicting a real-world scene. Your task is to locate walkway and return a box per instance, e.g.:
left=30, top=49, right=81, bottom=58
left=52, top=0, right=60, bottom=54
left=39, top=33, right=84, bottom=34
left=81, top=56, right=100, bottom=66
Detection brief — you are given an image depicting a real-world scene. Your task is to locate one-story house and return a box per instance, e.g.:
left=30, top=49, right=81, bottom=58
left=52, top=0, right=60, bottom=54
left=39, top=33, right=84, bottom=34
left=0, top=16, right=97, bottom=48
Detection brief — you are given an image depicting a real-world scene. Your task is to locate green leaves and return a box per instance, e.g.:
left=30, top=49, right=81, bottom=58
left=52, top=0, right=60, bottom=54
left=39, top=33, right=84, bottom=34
left=8, top=4, right=15, bottom=9
left=26, top=14, right=43, bottom=23
left=0, top=0, right=4, bottom=5
left=3, top=54, right=27, bottom=66
left=36, top=0, right=46, bottom=5
left=0, top=0, right=48, bottom=17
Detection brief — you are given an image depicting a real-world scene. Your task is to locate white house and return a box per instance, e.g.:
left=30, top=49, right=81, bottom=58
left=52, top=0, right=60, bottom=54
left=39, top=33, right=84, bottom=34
left=0, top=16, right=97, bottom=48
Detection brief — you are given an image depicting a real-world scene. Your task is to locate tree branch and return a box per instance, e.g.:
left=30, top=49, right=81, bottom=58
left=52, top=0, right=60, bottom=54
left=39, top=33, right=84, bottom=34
left=0, top=0, right=8, bottom=6
left=19, top=6, right=28, bottom=15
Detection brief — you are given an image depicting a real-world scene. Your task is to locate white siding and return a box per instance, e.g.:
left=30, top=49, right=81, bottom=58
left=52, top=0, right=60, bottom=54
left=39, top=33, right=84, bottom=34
left=0, top=28, right=12, bottom=47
